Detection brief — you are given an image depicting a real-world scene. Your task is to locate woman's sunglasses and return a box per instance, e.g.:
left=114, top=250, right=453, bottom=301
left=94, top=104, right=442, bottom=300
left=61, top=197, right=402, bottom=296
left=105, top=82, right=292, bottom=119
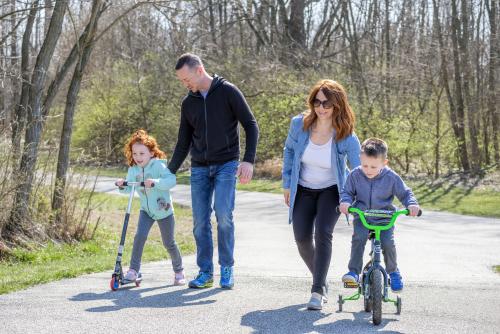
left=313, top=98, right=334, bottom=109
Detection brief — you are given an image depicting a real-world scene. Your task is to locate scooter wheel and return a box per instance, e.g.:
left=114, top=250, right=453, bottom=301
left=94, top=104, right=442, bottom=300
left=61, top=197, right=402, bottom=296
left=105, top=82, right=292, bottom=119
left=110, top=277, right=119, bottom=291
left=135, top=280, right=141, bottom=287
left=338, top=295, right=343, bottom=312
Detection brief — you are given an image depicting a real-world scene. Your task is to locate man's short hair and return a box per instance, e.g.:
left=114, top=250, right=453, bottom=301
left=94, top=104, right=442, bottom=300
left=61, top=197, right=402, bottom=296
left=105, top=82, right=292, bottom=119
left=361, top=138, right=388, bottom=159
left=175, top=53, right=203, bottom=70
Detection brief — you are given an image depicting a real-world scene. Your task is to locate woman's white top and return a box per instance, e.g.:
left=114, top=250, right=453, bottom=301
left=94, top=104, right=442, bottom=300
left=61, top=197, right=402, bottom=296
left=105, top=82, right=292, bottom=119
left=298, top=136, right=338, bottom=189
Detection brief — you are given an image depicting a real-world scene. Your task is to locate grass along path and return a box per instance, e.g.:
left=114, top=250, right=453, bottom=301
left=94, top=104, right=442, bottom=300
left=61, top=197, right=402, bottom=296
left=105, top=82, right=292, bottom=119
left=0, top=193, right=195, bottom=295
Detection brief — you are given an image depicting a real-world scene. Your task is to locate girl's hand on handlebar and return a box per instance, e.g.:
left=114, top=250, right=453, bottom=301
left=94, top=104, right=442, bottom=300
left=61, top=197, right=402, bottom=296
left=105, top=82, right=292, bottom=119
left=115, top=179, right=125, bottom=187
left=144, top=179, right=155, bottom=188
left=339, top=202, right=350, bottom=215
left=408, top=205, right=420, bottom=217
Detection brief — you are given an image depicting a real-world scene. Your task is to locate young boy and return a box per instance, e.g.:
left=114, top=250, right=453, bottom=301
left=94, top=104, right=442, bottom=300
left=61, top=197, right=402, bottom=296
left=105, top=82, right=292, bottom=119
left=339, top=138, right=420, bottom=292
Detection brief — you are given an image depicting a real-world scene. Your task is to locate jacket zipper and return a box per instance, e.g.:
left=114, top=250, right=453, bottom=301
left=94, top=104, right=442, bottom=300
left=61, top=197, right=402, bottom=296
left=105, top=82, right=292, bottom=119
left=143, top=167, right=153, bottom=218
left=203, top=98, right=208, bottom=162
left=369, top=180, right=373, bottom=209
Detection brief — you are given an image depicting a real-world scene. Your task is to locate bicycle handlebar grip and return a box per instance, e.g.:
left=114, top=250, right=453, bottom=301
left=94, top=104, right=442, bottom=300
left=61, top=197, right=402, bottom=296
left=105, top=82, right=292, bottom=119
left=405, top=209, right=423, bottom=217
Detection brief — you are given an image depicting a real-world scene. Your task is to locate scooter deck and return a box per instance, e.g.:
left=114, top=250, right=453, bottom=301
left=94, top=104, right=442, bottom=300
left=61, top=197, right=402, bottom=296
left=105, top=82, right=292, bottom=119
left=121, top=273, right=143, bottom=285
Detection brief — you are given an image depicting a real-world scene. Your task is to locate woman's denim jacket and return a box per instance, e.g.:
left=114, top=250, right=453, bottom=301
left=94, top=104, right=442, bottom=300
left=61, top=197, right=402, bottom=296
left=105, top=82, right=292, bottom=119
left=282, top=114, right=361, bottom=223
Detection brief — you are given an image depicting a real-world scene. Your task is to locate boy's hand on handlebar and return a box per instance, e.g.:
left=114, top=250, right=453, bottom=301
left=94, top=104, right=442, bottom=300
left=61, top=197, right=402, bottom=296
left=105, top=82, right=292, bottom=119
left=339, top=202, right=351, bottom=215
left=408, top=205, right=420, bottom=217
left=144, top=179, right=155, bottom=188
left=115, top=179, right=125, bottom=187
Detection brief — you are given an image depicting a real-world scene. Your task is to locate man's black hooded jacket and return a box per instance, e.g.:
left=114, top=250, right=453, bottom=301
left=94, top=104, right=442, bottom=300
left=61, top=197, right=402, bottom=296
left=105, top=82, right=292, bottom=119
left=168, top=75, right=259, bottom=174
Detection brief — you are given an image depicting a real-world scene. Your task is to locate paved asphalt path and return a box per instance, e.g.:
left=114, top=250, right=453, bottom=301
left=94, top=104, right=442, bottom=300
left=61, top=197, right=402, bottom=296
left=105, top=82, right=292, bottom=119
left=1, top=176, right=500, bottom=333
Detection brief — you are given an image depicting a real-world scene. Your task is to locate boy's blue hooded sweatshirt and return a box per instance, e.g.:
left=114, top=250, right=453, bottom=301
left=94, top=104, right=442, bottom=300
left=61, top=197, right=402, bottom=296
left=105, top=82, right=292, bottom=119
left=119, top=158, right=176, bottom=220
left=340, top=166, right=418, bottom=211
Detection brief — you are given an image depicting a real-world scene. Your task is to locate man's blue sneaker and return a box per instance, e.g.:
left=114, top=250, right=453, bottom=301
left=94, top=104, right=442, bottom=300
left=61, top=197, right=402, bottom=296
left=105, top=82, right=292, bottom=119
left=220, top=266, right=234, bottom=289
left=389, top=271, right=404, bottom=292
left=188, top=272, right=213, bottom=289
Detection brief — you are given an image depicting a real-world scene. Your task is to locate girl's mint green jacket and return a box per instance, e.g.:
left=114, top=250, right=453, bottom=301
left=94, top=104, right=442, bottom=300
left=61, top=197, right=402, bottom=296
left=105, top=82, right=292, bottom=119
left=119, top=158, right=176, bottom=220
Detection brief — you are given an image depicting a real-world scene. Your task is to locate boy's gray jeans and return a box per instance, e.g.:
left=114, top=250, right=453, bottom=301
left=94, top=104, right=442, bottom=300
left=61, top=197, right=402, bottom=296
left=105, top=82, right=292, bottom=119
left=348, top=219, right=398, bottom=275
left=130, top=210, right=183, bottom=273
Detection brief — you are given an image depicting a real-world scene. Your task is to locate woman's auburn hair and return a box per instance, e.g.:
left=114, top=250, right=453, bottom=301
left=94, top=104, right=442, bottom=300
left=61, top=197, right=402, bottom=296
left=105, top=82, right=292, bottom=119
left=303, top=79, right=355, bottom=141
left=124, top=129, right=166, bottom=166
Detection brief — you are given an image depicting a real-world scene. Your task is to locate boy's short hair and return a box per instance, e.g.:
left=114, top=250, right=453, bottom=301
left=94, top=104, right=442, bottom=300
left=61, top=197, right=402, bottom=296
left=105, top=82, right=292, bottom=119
left=175, top=53, right=203, bottom=70
left=361, top=138, right=388, bottom=159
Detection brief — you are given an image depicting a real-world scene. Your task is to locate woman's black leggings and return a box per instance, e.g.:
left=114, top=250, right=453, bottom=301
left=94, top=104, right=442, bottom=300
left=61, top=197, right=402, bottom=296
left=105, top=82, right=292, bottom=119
left=292, top=184, right=340, bottom=295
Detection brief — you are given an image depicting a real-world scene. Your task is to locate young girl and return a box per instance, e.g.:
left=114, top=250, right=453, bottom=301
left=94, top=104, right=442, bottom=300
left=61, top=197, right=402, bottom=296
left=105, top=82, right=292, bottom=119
left=115, top=129, right=186, bottom=285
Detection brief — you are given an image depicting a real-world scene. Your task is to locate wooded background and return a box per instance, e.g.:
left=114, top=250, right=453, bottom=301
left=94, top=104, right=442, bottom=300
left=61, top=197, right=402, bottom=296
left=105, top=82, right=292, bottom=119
left=0, top=0, right=498, bottom=246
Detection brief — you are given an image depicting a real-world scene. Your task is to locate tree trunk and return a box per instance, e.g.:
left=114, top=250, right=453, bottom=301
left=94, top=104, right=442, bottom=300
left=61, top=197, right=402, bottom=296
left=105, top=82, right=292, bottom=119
left=450, top=0, right=470, bottom=171
left=6, top=0, right=67, bottom=239
left=459, top=0, right=481, bottom=171
left=52, top=0, right=104, bottom=227
left=288, top=0, right=306, bottom=48
left=11, top=1, right=39, bottom=164
left=487, top=0, right=499, bottom=166
left=384, top=0, right=391, bottom=116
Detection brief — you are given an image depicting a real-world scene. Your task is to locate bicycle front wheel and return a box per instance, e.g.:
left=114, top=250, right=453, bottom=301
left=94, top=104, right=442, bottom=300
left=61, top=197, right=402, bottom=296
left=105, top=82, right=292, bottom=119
left=370, top=269, right=383, bottom=325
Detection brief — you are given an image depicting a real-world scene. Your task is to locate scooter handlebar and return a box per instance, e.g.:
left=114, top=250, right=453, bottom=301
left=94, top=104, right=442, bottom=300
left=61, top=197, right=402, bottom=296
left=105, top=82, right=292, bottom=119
left=118, top=181, right=154, bottom=187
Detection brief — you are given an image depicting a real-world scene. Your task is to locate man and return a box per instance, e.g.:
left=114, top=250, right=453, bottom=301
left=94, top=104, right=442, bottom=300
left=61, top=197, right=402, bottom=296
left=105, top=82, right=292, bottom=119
left=168, top=53, right=259, bottom=289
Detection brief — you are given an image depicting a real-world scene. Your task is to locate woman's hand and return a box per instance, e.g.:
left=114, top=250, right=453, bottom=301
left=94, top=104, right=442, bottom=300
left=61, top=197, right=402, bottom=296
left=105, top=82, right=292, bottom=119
left=283, top=189, right=291, bottom=207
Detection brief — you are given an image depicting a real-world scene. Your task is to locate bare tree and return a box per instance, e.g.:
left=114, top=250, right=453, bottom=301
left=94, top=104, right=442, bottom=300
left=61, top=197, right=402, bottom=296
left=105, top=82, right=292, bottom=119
left=6, top=0, right=68, bottom=239
left=52, top=0, right=108, bottom=226
left=486, top=0, right=499, bottom=166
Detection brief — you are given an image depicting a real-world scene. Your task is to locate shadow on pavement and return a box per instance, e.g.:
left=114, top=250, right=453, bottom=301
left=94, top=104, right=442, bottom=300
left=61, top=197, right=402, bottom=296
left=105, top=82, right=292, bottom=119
left=241, top=304, right=401, bottom=333
left=70, top=285, right=222, bottom=312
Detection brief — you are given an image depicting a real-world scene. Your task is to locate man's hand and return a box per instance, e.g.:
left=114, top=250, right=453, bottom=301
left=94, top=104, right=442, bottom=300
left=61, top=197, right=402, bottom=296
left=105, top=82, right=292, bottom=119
left=339, top=202, right=351, bottom=215
left=144, top=179, right=155, bottom=188
left=237, top=162, right=254, bottom=184
left=408, top=204, right=420, bottom=217
left=283, top=189, right=290, bottom=207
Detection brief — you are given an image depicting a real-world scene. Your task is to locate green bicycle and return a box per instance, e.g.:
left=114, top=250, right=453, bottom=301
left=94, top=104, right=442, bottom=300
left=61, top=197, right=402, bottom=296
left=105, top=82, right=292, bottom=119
left=338, top=207, right=421, bottom=325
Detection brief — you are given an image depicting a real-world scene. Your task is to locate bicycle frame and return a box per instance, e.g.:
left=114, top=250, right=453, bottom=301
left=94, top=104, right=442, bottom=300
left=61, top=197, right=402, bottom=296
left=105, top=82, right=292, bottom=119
left=341, top=208, right=410, bottom=306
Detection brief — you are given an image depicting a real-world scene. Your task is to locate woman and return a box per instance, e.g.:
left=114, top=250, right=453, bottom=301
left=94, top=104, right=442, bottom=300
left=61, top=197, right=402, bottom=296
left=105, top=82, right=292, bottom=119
left=282, top=79, right=361, bottom=310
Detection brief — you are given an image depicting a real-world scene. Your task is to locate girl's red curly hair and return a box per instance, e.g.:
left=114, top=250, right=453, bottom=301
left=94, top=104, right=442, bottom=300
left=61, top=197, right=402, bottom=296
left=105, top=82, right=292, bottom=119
left=124, top=129, right=166, bottom=166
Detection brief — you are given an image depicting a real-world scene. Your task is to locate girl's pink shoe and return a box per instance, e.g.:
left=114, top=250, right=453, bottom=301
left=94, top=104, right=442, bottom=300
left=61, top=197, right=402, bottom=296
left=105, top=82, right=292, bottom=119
left=124, top=268, right=138, bottom=281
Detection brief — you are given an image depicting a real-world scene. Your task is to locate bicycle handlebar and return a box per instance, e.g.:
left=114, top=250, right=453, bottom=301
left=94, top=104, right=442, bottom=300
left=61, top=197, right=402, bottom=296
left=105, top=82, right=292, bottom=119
left=347, top=207, right=421, bottom=238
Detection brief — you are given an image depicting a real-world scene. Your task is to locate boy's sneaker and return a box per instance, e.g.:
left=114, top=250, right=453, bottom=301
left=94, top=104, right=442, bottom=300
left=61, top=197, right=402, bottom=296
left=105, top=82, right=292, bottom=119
left=188, top=272, right=213, bottom=289
left=342, top=271, right=359, bottom=287
left=124, top=269, right=138, bottom=281
left=174, top=271, right=186, bottom=286
left=220, top=266, right=234, bottom=289
left=389, top=271, right=404, bottom=292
